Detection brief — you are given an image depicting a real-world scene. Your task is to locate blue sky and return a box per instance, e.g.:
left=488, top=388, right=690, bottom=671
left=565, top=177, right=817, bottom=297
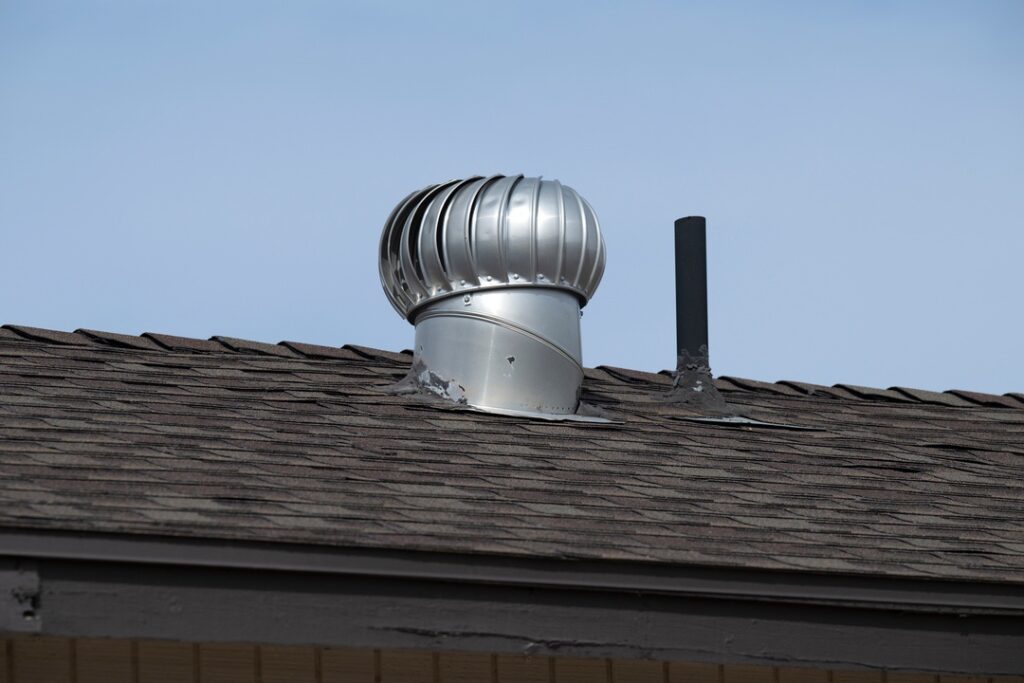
left=1, top=1, right=1021, bottom=393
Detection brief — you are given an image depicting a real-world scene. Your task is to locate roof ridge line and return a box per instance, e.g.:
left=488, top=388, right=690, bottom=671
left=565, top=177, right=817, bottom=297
left=2, top=324, right=412, bottom=365
left=2, top=324, right=1020, bottom=408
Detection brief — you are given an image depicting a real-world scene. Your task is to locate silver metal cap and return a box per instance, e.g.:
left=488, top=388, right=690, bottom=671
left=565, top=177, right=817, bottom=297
left=379, top=175, right=606, bottom=321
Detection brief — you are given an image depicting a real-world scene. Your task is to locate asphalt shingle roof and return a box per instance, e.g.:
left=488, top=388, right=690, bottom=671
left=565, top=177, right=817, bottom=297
left=2, top=324, right=1023, bottom=584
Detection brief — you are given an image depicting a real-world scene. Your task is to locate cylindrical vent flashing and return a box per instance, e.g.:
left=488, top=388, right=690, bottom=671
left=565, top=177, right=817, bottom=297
left=378, top=174, right=606, bottom=417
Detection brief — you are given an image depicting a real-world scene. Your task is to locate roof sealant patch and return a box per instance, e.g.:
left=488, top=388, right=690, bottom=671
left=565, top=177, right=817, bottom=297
left=674, top=415, right=822, bottom=432
left=386, top=358, right=617, bottom=424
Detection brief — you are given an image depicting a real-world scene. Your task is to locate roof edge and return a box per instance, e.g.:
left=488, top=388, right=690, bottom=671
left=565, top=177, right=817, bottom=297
left=3, top=528, right=1023, bottom=616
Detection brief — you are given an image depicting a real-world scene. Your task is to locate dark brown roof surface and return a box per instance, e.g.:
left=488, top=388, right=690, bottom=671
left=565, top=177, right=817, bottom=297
left=2, top=324, right=1023, bottom=584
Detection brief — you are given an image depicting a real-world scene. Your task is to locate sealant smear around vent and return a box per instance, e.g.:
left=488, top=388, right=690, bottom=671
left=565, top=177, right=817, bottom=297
left=379, top=175, right=607, bottom=420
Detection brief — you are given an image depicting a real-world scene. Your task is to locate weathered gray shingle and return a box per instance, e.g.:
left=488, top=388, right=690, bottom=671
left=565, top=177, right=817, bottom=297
left=1, top=325, right=1023, bottom=584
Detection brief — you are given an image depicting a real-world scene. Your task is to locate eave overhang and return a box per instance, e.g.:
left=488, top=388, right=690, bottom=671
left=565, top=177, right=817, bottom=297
left=2, top=528, right=1023, bottom=675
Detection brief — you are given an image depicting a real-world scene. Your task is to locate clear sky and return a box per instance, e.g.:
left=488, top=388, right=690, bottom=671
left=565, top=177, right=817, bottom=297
left=2, top=1, right=1022, bottom=394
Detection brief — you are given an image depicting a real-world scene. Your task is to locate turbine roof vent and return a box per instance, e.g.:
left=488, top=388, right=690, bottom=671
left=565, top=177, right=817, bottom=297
left=378, top=175, right=607, bottom=419
left=379, top=174, right=606, bottom=322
